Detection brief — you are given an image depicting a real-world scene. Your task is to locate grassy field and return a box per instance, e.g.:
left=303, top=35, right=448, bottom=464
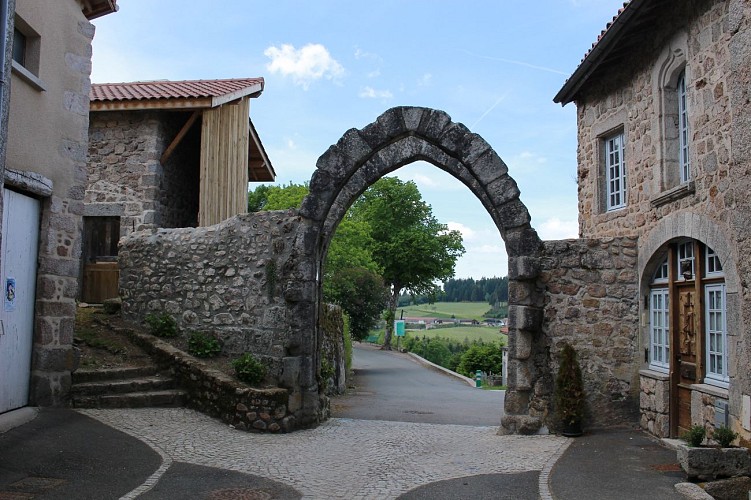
left=371, top=325, right=507, bottom=345
left=397, top=301, right=502, bottom=321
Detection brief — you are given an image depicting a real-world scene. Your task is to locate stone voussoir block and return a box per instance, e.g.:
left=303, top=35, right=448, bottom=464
left=508, top=305, right=544, bottom=332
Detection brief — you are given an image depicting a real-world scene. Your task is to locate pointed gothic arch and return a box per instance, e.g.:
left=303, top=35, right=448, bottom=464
left=286, top=107, right=547, bottom=433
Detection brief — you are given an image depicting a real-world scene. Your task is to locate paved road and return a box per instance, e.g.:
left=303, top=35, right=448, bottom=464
left=332, top=343, right=504, bottom=426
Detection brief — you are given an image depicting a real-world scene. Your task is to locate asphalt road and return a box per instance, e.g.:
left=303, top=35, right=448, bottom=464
left=331, top=343, right=504, bottom=426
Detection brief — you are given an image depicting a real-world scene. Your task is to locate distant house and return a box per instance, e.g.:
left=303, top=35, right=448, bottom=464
left=555, top=0, right=750, bottom=439
left=0, top=0, right=118, bottom=414
left=83, top=78, right=275, bottom=302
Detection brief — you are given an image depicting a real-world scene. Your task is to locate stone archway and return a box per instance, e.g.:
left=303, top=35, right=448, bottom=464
left=289, top=107, right=547, bottom=434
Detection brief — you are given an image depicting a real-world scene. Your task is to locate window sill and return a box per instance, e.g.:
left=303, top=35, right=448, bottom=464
left=650, top=181, right=695, bottom=208
left=640, top=369, right=670, bottom=381
left=11, top=60, right=46, bottom=92
left=691, top=383, right=729, bottom=399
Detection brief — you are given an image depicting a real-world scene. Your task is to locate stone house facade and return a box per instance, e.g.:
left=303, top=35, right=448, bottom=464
left=83, top=79, right=275, bottom=302
left=0, top=0, right=118, bottom=413
left=555, top=0, right=751, bottom=440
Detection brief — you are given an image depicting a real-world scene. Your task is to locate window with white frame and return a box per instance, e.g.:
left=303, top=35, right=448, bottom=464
left=649, top=288, right=670, bottom=371
left=677, top=71, right=690, bottom=183
left=705, top=283, right=728, bottom=386
left=605, top=132, right=626, bottom=211
left=677, top=241, right=694, bottom=280
left=705, top=246, right=723, bottom=276
left=653, top=258, right=669, bottom=284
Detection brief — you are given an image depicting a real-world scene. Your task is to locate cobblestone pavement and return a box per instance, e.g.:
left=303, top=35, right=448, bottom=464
left=81, top=408, right=569, bottom=499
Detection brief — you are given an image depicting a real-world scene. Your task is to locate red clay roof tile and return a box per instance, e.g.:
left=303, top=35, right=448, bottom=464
left=91, top=78, right=264, bottom=103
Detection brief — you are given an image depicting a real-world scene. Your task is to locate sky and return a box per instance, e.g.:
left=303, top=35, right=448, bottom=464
left=89, top=0, right=625, bottom=280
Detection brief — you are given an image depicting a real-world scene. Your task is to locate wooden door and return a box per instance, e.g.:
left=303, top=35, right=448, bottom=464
left=675, top=284, right=698, bottom=435
left=0, top=189, right=40, bottom=413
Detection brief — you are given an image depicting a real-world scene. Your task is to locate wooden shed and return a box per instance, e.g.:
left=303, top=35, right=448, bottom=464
left=84, top=78, right=275, bottom=302
left=90, top=78, right=275, bottom=226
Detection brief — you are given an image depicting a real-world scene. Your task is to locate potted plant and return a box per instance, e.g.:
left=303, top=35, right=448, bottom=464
left=677, top=424, right=751, bottom=481
left=555, top=343, right=585, bottom=437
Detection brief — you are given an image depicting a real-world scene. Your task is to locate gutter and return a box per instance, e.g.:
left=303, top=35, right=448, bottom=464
left=553, top=0, right=644, bottom=106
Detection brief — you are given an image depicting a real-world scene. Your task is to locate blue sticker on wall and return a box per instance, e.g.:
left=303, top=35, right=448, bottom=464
left=5, top=277, right=16, bottom=312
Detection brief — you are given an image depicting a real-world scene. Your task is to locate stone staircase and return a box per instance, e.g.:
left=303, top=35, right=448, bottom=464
left=71, top=365, right=187, bottom=409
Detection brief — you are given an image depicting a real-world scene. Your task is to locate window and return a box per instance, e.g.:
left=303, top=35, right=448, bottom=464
left=705, top=284, right=728, bottom=386
left=705, top=247, right=723, bottom=276
left=677, top=241, right=694, bottom=280
left=653, top=258, right=669, bottom=284
left=677, top=71, right=690, bottom=183
left=649, top=288, right=670, bottom=371
left=605, top=132, right=626, bottom=211
left=12, top=28, right=26, bottom=66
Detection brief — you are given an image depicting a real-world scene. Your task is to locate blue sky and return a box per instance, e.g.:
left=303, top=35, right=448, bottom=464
left=90, top=0, right=624, bottom=279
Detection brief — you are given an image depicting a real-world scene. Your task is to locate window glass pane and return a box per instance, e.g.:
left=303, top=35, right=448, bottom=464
left=12, top=29, right=26, bottom=65
left=678, top=71, right=690, bottom=183
left=605, top=133, right=626, bottom=211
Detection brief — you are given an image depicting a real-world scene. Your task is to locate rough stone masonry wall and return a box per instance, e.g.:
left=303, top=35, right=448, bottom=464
left=118, top=211, right=301, bottom=386
left=540, top=237, right=640, bottom=429
left=87, top=110, right=200, bottom=236
left=30, top=14, right=98, bottom=406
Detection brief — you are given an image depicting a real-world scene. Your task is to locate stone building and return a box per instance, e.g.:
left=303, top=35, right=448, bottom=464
left=0, top=0, right=118, bottom=414
left=84, top=78, right=275, bottom=302
left=554, top=0, right=751, bottom=440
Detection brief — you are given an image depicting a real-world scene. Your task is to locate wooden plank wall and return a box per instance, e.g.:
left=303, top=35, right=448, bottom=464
left=199, top=97, right=250, bottom=226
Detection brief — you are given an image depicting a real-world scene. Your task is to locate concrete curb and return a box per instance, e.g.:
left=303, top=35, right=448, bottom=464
left=406, top=352, right=477, bottom=387
left=0, top=407, right=38, bottom=433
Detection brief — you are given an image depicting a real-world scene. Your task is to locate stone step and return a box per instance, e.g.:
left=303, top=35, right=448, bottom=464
left=72, top=366, right=159, bottom=383
left=71, top=389, right=187, bottom=409
left=71, top=376, right=176, bottom=397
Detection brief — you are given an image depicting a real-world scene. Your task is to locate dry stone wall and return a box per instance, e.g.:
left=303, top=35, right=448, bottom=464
left=118, top=211, right=301, bottom=387
left=540, top=237, right=640, bottom=430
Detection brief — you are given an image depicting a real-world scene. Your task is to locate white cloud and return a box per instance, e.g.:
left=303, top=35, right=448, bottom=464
left=508, top=151, right=548, bottom=174
left=359, top=86, right=393, bottom=99
left=447, top=221, right=475, bottom=240
left=286, top=138, right=297, bottom=150
left=537, top=217, right=578, bottom=240
left=367, top=69, right=381, bottom=78
left=264, top=43, right=344, bottom=89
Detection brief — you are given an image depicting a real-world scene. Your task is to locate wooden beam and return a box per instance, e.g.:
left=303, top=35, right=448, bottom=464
left=90, top=97, right=213, bottom=112
left=160, top=111, right=201, bottom=165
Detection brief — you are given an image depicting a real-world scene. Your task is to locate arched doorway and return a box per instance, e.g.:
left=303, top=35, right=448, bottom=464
left=638, top=213, right=740, bottom=438
left=292, top=107, right=546, bottom=434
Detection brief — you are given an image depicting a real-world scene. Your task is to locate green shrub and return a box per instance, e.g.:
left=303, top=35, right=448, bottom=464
left=343, top=314, right=352, bottom=374
left=713, top=426, right=738, bottom=447
left=232, top=353, right=267, bottom=385
left=681, top=425, right=706, bottom=447
left=555, top=343, right=585, bottom=427
left=145, top=313, right=178, bottom=338
left=187, top=331, right=222, bottom=358
left=456, top=342, right=504, bottom=377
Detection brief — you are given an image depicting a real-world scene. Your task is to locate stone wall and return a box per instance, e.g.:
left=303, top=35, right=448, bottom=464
left=127, top=329, right=294, bottom=432
left=640, top=371, right=670, bottom=437
left=320, top=304, right=346, bottom=396
left=87, top=110, right=200, bottom=236
left=571, top=0, right=751, bottom=439
left=540, top=237, right=640, bottom=430
left=118, top=211, right=300, bottom=380
left=576, top=0, right=733, bottom=239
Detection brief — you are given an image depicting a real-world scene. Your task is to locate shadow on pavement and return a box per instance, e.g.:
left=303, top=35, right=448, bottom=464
left=398, top=471, right=539, bottom=500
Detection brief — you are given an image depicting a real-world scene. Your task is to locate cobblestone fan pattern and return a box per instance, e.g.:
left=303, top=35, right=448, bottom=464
left=81, top=408, right=569, bottom=499
left=539, top=237, right=640, bottom=430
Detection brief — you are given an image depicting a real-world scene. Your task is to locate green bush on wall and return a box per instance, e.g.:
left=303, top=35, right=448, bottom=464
left=145, top=313, right=178, bottom=338
left=233, top=353, right=267, bottom=385
left=187, top=331, right=222, bottom=358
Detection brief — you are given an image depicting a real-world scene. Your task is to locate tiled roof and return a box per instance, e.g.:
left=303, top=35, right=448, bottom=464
left=579, top=1, right=631, bottom=68
left=554, top=0, right=643, bottom=105
left=91, top=78, right=264, bottom=106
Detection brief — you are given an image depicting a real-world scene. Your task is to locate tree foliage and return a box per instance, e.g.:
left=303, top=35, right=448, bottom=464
left=248, top=178, right=464, bottom=351
left=327, top=267, right=388, bottom=341
left=353, top=177, right=464, bottom=349
left=456, top=342, right=504, bottom=377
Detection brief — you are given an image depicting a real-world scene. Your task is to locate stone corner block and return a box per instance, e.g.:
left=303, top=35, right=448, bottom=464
left=508, top=256, right=542, bottom=280
left=508, top=305, right=543, bottom=332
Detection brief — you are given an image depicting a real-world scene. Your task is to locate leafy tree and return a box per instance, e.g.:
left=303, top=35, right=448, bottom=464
left=248, top=184, right=273, bottom=212
left=265, top=182, right=309, bottom=210
left=353, top=177, right=464, bottom=349
left=456, top=341, right=504, bottom=377
left=327, top=267, right=388, bottom=341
